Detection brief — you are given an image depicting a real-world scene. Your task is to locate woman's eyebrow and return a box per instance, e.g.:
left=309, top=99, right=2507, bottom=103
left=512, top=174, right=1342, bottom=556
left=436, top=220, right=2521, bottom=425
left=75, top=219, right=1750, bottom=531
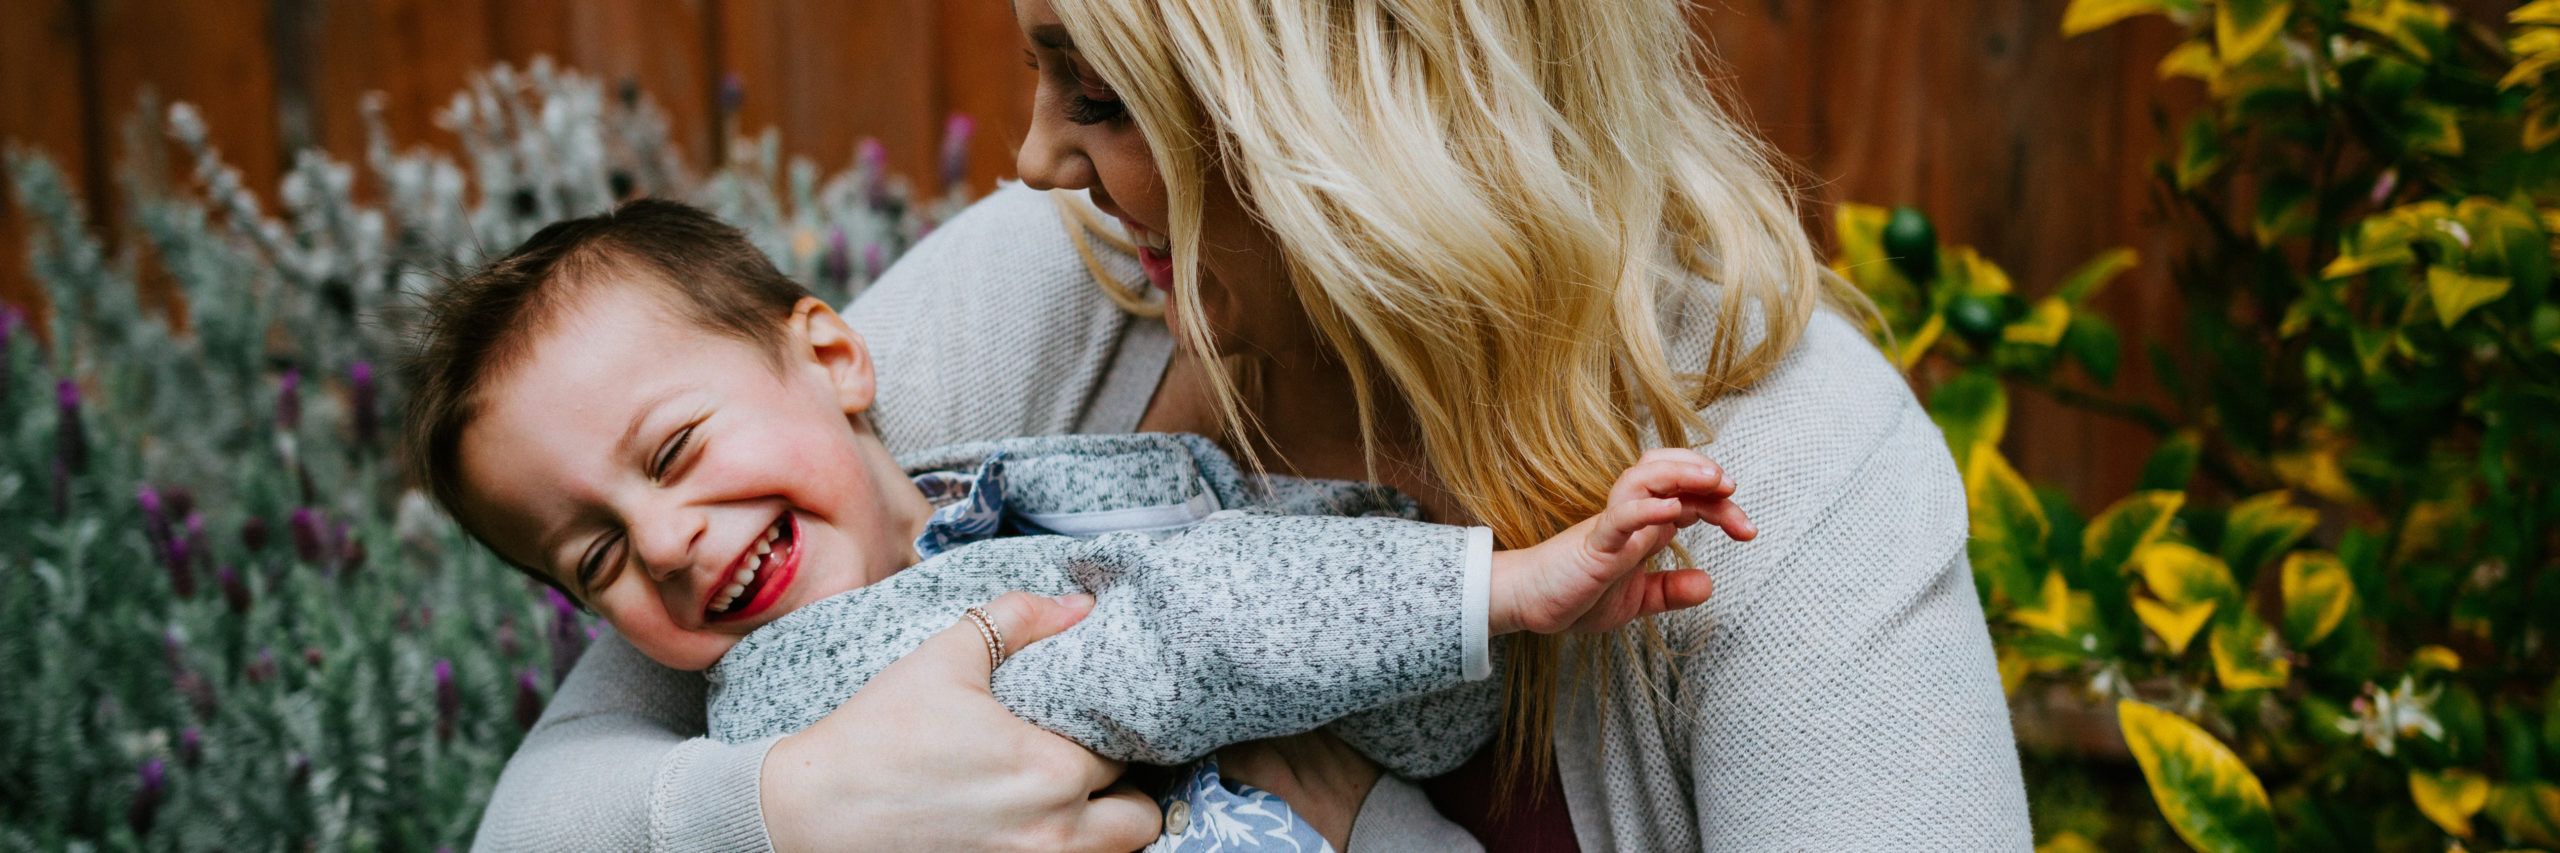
left=1029, top=24, right=1073, bottom=50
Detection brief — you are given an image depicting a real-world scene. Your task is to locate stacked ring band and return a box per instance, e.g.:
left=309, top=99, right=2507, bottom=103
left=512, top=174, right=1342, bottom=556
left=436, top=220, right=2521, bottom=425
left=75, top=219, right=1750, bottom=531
left=963, top=606, right=1008, bottom=671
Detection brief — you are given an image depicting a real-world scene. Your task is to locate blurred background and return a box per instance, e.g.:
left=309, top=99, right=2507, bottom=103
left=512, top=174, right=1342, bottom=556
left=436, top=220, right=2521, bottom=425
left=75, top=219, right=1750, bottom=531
left=0, top=0, right=2205, bottom=508
left=4, top=1, right=2555, bottom=851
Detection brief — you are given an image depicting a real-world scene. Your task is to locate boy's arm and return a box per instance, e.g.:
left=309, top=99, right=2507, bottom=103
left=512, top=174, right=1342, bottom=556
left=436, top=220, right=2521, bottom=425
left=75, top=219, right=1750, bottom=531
left=987, top=511, right=1495, bottom=773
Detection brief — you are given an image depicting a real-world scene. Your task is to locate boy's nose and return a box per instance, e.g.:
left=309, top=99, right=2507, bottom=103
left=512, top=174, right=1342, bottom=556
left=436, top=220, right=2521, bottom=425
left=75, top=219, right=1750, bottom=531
left=626, top=504, right=703, bottom=585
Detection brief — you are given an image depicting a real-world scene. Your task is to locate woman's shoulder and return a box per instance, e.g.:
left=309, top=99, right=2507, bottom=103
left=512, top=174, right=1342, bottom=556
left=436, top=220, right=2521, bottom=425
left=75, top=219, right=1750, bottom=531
left=1676, top=302, right=1954, bottom=512
left=847, top=185, right=1153, bottom=453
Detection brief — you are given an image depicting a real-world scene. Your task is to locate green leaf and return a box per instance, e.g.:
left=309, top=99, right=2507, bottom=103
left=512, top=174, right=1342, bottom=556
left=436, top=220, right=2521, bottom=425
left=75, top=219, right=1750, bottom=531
left=2486, top=781, right=2560, bottom=848
left=2118, top=700, right=2280, bottom=853
left=2426, top=267, right=2512, bottom=327
left=2406, top=103, right=2466, bottom=156
left=2134, top=541, right=2241, bottom=608
left=2064, top=0, right=2168, bottom=36
left=2140, top=431, right=2203, bottom=491
left=2062, top=312, right=2122, bottom=383
left=2410, top=769, right=2489, bottom=839
left=2210, top=611, right=2293, bottom=691
left=2002, top=296, right=2072, bottom=346
left=1967, top=445, right=2051, bottom=605
left=2134, top=596, right=2217, bottom=655
left=2085, top=490, right=2185, bottom=574
left=2347, top=0, right=2452, bottom=62
left=2252, top=177, right=2314, bottom=246
left=2220, top=490, right=2318, bottom=581
left=2279, top=551, right=2354, bottom=647
left=2534, top=304, right=2560, bottom=353
left=2177, top=115, right=2228, bottom=190
left=2056, top=247, right=2141, bottom=304
left=1930, top=371, right=2009, bottom=465
left=2215, top=0, right=2292, bottom=63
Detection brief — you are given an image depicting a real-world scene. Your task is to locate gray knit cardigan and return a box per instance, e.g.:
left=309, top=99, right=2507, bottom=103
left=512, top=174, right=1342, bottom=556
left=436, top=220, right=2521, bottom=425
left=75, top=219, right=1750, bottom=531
left=706, top=432, right=1497, bottom=778
left=470, top=184, right=2033, bottom=851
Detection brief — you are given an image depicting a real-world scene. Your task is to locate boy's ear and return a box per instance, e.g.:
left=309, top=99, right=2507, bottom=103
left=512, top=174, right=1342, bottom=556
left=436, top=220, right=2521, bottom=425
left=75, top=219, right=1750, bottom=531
left=789, top=298, right=876, bottom=414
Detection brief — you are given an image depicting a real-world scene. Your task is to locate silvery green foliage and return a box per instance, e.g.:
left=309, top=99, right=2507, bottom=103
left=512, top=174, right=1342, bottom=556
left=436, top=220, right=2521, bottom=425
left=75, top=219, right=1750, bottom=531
left=0, top=58, right=977, bottom=850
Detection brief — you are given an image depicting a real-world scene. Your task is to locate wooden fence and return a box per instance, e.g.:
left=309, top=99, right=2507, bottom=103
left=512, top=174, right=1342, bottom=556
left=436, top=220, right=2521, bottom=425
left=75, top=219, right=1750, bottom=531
left=1, top=0, right=2229, bottom=506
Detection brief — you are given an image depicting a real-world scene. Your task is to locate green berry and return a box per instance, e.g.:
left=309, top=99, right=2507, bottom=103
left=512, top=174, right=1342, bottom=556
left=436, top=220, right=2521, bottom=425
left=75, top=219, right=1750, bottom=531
left=1883, top=206, right=1939, bottom=285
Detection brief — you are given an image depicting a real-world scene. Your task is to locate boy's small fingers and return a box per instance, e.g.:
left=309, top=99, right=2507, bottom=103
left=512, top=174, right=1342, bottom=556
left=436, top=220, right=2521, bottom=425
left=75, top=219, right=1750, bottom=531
left=1701, top=500, right=1756, bottom=541
left=1645, top=570, right=1714, bottom=614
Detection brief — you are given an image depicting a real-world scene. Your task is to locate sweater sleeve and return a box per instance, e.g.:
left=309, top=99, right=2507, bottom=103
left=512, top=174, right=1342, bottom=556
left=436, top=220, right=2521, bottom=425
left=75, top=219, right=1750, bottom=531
left=470, top=629, right=775, bottom=853
left=991, top=513, right=1493, bottom=774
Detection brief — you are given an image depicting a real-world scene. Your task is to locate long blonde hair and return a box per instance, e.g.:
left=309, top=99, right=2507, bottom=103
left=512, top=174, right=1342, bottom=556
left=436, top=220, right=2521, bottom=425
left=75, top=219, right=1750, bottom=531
left=1051, top=0, right=1865, bottom=778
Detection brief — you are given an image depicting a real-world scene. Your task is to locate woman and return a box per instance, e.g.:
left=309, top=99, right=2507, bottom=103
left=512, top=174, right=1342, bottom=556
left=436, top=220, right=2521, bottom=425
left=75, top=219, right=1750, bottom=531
left=470, top=0, right=2031, bottom=848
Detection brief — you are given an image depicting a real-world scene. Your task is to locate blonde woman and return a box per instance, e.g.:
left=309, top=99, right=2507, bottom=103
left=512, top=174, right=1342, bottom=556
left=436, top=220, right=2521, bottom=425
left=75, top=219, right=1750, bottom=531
left=471, top=0, right=2031, bottom=849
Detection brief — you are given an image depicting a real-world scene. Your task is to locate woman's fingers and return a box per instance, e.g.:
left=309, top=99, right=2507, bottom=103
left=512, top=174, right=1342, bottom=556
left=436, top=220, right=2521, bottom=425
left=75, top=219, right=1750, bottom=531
left=918, top=590, right=1098, bottom=687
left=1074, top=783, right=1167, bottom=853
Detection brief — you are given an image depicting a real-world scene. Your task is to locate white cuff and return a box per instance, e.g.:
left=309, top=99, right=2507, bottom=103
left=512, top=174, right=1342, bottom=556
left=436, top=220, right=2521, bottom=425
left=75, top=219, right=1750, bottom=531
left=1462, top=526, right=1493, bottom=681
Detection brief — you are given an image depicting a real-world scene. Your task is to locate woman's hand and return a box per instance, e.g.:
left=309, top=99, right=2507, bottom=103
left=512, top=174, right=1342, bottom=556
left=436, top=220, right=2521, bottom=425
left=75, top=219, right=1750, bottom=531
left=761, top=592, right=1162, bottom=853
left=1217, top=731, right=1382, bottom=852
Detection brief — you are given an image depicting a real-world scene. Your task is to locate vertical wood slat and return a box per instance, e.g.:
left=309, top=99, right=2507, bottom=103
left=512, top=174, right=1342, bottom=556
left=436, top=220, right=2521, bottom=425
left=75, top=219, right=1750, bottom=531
left=1, top=1, right=2237, bottom=508
left=0, top=0, right=92, bottom=319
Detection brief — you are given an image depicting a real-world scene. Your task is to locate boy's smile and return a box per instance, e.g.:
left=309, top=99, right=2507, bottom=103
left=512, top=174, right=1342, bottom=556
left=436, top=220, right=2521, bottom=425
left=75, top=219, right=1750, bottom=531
left=455, top=280, right=931, bottom=670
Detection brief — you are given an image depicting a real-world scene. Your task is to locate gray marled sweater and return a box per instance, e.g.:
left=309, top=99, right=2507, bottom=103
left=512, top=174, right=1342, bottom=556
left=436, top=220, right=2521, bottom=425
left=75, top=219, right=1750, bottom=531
left=705, top=433, right=1498, bottom=777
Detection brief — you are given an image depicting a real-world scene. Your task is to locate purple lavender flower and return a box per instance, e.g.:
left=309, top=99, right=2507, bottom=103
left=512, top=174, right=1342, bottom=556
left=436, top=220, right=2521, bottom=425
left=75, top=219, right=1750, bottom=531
left=137, top=483, right=173, bottom=550
left=496, top=616, right=521, bottom=659
left=289, top=508, right=324, bottom=564
left=301, top=645, right=324, bottom=668
left=820, top=228, right=852, bottom=289
left=718, top=71, right=746, bottom=113
left=546, top=588, right=587, bottom=681
left=434, top=659, right=459, bottom=741
left=184, top=512, right=208, bottom=569
left=350, top=362, right=379, bottom=449
left=241, top=516, right=270, bottom=553
left=288, top=753, right=310, bottom=790
left=50, top=458, right=66, bottom=519
left=218, top=565, right=250, bottom=615
left=246, top=649, right=277, bottom=686
left=179, top=727, right=203, bottom=769
left=862, top=242, right=885, bottom=282
left=341, top=534, right=367, bottom=577
left=940, top=113, right=977, bottom=189
left=128, top=758, right=166, bottom=837
left=174, top=669, right=217, bottom=721
left=276, top=369, right=301, bottom=431
left=163, top=534, right=195, bottom=599
left=858, top=138, right=890, bottom=205
left=57, top=380, right=85, bottom=474
left=514, top=668, right=545, bottom=729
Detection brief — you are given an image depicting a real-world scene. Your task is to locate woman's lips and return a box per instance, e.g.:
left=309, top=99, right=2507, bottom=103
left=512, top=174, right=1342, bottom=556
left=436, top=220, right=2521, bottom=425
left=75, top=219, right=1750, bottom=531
left=1138, top=247, right=1173, bottom=291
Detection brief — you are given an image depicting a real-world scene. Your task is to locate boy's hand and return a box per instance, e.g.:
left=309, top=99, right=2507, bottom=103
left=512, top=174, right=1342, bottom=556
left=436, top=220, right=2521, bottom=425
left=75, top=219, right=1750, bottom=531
left=1488, top=449, right=1755, bottom=635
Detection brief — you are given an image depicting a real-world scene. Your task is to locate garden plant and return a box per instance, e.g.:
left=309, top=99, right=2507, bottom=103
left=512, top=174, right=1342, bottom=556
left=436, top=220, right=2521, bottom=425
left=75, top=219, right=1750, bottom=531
left=0, top=60, right=975, bottom=850
left=1834, top=0, right=2560, bottom=849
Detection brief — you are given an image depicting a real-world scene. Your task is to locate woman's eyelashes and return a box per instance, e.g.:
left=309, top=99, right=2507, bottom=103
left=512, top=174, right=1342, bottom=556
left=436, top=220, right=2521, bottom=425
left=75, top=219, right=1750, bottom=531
left=1064, top=91, right=1127, bottom=126
left=1027, top=49, right=1128, bottom=126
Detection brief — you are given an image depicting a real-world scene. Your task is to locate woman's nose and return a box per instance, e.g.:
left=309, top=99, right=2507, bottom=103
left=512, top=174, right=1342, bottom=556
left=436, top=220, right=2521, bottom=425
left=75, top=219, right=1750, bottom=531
left=1017, top=109, right=1096, bottom=192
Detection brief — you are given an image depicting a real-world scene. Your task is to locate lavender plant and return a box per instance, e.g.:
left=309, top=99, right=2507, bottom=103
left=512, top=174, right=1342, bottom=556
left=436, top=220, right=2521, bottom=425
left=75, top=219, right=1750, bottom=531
left=0, top=58, right=977, bottom=850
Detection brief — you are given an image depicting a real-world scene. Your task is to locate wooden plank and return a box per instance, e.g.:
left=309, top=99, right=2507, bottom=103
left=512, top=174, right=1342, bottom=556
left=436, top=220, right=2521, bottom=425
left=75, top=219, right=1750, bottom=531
left=0, top=0, right=92, bottom=320
left=475, top=0, right=716, bottom=169
left=719, top=0, right=937, bottom=189
left=303, top=0, right=499, bottom=164
left=934, top=0, right=1037, bottom=196
left=92, top=0, right=282, bottom=214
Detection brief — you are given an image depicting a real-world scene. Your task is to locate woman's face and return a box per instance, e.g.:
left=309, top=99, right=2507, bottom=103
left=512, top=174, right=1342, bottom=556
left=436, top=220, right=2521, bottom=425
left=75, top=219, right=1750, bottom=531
left=1011, top=0, right=1322, bottom=363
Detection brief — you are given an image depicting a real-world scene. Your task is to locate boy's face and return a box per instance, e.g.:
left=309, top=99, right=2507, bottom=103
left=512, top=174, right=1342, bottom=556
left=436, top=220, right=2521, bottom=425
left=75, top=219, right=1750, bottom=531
left=457, top=281, right=929, bottom=671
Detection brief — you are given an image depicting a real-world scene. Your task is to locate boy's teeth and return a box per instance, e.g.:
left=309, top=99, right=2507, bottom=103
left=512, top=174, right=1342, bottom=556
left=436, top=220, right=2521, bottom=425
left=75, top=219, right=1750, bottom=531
left=724, top=583, right=746, bottom=598
left=737, top=567, right=756, bottom=585
left=755, top=539, right=771, bottom=555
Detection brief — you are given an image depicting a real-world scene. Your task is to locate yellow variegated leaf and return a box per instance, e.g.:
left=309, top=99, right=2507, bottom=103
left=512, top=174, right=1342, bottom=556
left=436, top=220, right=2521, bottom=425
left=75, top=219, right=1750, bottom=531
left=2412, top=769, right=2491, bottom=839
left=2271, top=445, right=2359, bottom=505
left=2086, top=490, right=2185, bottom=575
left=2134, top=541, right=2241, bottom=607
left=1893, top=312, right=1945, bottom=369
left=2503, top=49, right=2560, bottom=89
left=2414, top=644, right=2464, bottom=672
left=2486, top=781, right=2560, bottom=847
left=2410, top=104, right=2466, bottom=156
left=2134, top=596, right=2218, bottom=655
left=2216, top=0, right=2293, bottom=63
left=2056, top=247, right=2140, bottom=304
left=2011, top=570, right=2082, bottom=636
left=2347, top=0, right=2451, bottom=61
left=2064, top=0, right=2168, bottom=36
left=2279, top=552, right=2354, bottom=647
left=1997, top=645, right=2031, bottom=698
left=2160, top=40, right=2219, bottom=81
left=2003, top=297, right=2072, bottom=345
left=2037, top=830, right=2106, bottom=853
left=1967, top=444, right=2050, bottom=547
left=2211, top=615, right=2293, bottom=691
left=2428, top=267, right=2514, bottom=327
left=2520, top=0, right=2560, bottom=24
left=1946, top=245, right=2015, bottom=296
left=2222, top=490, right=2318, bottom=577
left=2119, top=700, right=2280, bottom=853
left=2398, top=497, right=2467, bottom=562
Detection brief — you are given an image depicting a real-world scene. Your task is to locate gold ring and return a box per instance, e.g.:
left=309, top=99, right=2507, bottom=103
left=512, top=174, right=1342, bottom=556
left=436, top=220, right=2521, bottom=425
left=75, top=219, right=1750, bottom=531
left=963, top=606, right=1008, bottom=671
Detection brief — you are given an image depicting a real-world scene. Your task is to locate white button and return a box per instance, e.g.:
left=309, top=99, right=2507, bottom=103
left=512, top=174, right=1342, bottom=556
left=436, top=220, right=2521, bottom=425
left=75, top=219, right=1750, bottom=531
left=1165, top=799, right=1192, bottom=836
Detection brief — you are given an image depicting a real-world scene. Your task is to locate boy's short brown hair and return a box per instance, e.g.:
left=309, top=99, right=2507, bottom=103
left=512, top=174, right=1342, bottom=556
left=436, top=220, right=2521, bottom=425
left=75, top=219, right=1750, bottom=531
left=402, top=199, right=810, bottom=584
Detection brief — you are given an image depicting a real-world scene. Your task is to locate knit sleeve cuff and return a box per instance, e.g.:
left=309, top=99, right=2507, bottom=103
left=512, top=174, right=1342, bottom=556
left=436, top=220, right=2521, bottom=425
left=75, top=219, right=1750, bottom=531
left=1463, top=526, right=1493, bottom=681
left=649, top=736, right=780, bottom=853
